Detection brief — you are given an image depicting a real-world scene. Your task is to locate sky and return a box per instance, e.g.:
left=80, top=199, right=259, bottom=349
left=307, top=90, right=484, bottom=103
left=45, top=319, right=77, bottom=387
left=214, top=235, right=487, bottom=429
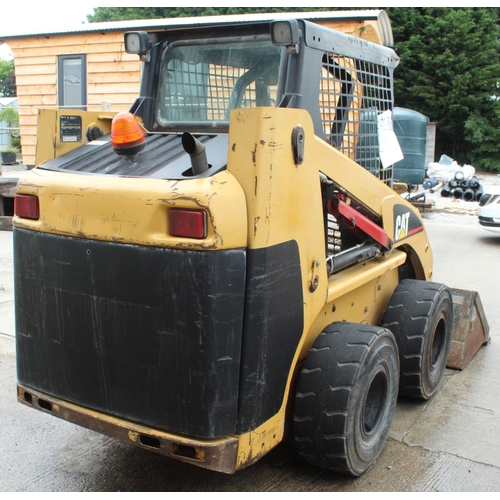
left=0, top=2, right=98, bottom=59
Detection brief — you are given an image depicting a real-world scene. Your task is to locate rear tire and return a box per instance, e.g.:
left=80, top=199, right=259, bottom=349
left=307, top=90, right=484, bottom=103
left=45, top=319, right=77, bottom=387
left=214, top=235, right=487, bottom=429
left=382, top=279, right=453, bottom=400
left=293, top=322, right=399, bottom=476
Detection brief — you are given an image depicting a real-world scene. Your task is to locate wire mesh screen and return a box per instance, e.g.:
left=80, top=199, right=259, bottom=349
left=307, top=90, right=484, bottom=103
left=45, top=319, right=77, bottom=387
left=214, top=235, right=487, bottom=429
left=209, top=65, right=251, bottom=119
left=320, top=53, right=394, bottom=184
left=163, top=62, right=262, bottom=121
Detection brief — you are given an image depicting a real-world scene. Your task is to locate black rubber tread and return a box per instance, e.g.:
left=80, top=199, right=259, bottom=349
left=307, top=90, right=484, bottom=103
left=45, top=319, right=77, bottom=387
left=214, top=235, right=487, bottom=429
left=293, top=322, right=399, bottom=476
left=382, top=279, right=453, bottom=400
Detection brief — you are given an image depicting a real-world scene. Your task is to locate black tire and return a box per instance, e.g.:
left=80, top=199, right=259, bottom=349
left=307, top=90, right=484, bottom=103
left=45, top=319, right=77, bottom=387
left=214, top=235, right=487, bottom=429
left=293, top=322, right=399, bottom=476
left=382, top=279, right=453, bottom=400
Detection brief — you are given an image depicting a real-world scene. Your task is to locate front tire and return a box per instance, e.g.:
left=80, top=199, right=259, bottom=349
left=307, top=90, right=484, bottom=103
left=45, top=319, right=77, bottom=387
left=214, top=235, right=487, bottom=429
left=382, top=279, right=453, bottom=400
left=293, top=322, right=399, bottom=476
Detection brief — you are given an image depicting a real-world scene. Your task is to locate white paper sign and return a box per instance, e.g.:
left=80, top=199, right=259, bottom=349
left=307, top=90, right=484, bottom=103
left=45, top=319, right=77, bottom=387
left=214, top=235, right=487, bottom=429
left=377, top=110, right=404, bottom=169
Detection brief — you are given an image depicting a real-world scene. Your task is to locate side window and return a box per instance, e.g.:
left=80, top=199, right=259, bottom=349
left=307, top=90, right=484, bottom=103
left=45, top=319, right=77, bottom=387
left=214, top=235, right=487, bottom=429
left=58, top=55, right=87, bottom=110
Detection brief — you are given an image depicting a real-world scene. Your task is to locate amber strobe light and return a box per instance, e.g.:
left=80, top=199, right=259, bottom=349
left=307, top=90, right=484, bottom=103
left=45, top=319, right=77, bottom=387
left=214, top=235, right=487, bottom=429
left=169, top=209, right=207, bottom=239
left=111, top=111, right=146, bottom=155
left=15, top=194, right=40, bottom=220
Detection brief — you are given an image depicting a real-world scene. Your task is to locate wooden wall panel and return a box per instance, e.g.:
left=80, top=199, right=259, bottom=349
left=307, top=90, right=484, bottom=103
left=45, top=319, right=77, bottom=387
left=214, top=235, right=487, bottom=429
left=16, top=74, right=57, bottom=86
left=87, top=71, right=138, bottom=84
left=9, top=31, right=141, bottom=165
left=15, top=64, right=56, bottom=76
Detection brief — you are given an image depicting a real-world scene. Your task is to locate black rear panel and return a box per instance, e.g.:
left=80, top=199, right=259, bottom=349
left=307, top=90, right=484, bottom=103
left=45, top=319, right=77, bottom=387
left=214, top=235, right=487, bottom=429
left=14, top=228, right=245, bottom=438
left=236, top=240, right=304, bottom=432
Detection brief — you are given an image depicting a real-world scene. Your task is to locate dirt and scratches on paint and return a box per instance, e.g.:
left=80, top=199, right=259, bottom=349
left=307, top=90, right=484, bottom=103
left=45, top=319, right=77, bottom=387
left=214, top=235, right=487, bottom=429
left=254, top=216, right=260, bottom=237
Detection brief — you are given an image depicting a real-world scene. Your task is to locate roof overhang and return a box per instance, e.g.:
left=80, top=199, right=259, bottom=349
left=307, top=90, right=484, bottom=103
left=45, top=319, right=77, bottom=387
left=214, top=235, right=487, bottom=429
left=0, top=10, right=394, bottom=47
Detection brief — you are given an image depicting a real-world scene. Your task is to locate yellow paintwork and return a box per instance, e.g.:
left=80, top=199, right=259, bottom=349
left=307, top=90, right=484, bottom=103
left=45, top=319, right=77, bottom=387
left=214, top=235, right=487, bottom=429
left=235, top=412, right=286, bottom=470
left=14, top=168, right=248, bottom=251
left=35, top=109, right=116, bottom=167
left=128, top=431, right=140, bottom=443
left=224, top=107, right=433, bottom=469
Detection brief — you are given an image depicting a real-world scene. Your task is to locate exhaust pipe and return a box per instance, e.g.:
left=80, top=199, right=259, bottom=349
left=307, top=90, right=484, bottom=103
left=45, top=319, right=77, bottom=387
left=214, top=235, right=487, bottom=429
left=182, top=132, right=209, bottom=176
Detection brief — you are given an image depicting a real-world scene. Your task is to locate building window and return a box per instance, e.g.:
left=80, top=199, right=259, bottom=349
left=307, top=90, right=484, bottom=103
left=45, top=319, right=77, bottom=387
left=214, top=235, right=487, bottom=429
left=58, top=55, right=87, bottom=110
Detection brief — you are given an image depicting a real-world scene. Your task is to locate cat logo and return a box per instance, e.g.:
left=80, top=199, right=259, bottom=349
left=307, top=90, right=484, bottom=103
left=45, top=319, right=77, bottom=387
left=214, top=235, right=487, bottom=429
left=393, top=204, right=423, bottom=242
left=395, top=211, right=411, bottom=241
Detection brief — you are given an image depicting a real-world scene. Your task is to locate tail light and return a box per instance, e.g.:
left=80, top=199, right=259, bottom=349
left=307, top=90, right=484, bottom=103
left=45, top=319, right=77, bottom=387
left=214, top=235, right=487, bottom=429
left=111, top=111, right=146, bottom=156
left=14, top=194, right=39, bottom=220
left=169, top=209, right=206, bottom=239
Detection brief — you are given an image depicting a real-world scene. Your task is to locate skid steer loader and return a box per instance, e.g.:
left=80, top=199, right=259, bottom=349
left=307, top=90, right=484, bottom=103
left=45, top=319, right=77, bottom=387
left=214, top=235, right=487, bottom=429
left=13, top=11, right=489, bottom=476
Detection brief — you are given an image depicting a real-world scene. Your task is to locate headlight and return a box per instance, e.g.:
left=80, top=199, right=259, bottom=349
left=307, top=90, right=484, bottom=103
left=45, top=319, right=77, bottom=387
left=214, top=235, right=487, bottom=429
left=478, top=193, right=500, bottom=207
left=479, top=193, right=492, bottom=207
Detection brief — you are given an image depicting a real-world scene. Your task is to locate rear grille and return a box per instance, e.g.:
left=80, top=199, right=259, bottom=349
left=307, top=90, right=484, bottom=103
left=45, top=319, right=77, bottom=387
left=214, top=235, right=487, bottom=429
left=43, top=134, right=226, bottom=180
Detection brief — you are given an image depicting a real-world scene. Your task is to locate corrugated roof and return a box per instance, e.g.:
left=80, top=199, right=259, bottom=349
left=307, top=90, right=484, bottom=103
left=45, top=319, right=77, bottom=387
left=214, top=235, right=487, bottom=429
left=0, top=10, right=393, bottom=46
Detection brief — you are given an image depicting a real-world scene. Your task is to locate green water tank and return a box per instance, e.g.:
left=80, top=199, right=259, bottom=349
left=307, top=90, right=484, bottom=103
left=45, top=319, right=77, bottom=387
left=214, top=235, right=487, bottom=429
left=393, top=107, right=429, bottom=184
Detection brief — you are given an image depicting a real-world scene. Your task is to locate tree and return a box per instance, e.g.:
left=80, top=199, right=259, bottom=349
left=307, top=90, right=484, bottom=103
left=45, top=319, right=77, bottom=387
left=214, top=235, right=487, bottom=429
left=87, top=7, right=330, bottom=23
left=0, top=106, right=20, bottom=151
left=463, top=106, right=500, bottom=171
left=0, top=58, right=16, bottom=97
left=387, top=7, right=500, bottom=170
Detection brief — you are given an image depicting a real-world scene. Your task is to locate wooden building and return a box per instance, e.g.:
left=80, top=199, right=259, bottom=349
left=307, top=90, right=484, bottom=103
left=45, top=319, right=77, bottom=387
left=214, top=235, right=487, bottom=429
left=0, top=10, right=394, bottom=167
left=0, top=29, right=141, bottom=166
